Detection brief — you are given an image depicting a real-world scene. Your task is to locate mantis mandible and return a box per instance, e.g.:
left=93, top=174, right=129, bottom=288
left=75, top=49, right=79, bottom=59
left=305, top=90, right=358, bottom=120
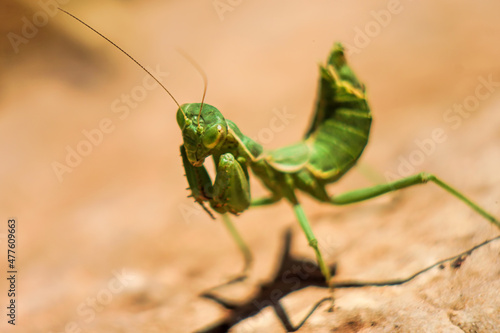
left=59, top=8, right=500, bottom=287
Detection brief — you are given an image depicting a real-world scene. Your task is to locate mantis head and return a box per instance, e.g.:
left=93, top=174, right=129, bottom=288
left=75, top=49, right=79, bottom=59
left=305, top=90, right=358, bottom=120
left=177, top=103, right=228, bottom=167
left=56, top=10, right=220, bottom=169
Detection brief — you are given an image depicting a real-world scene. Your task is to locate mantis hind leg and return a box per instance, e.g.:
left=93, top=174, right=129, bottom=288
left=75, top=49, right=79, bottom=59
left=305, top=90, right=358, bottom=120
left=330, top=172, right=500, bottom=228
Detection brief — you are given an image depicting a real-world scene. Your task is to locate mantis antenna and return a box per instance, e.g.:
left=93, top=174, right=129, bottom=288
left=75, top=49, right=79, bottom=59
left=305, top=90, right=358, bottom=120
left=57, top=7, right=187, bottom=119
left=177, top=49, right=208, bottom=127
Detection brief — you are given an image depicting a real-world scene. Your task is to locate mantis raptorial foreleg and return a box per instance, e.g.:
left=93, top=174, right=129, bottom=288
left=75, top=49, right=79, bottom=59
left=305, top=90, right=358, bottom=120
left=330, top=172, right=500, bottom=228
left=180, top=145, right=215, bottom=217
left=213, top=154, right=253, bottom=277
left=182, top=145, right=253, bottom=277
left=181, top=145, right=252, bottom=215
left=212, top=153, right=251, bottom=214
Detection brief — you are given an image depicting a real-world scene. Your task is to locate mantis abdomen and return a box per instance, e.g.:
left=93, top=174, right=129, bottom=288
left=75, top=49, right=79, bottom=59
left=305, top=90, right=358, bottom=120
left=251, top=43, right=372, bottom=202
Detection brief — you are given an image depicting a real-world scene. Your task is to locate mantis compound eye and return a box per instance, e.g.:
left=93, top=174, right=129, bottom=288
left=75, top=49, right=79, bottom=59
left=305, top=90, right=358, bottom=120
left=202, top=124, right=226, bottom=149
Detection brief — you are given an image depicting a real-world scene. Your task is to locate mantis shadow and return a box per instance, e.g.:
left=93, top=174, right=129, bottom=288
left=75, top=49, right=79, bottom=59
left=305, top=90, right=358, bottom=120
left=195, top=227, right=500, bottom=332
left=195, top=228, right=335, bottom=332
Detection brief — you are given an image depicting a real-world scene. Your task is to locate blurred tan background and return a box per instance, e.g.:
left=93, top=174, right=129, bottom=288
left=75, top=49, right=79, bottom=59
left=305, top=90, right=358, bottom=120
left=1, top=0, right=500, bottom=332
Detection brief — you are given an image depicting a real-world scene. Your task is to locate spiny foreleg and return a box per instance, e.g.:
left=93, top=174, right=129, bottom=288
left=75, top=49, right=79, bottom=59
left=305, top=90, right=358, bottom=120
left=181, top=146, right=253, bottom=277
left=180, top=145, right=215, bottom=219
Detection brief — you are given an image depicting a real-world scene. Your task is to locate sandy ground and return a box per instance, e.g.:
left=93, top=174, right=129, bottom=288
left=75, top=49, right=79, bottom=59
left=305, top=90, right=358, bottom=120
left=1, top=0, right=500, bottom=332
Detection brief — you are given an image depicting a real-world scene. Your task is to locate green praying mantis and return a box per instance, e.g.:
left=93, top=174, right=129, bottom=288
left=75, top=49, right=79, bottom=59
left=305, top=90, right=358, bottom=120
left=177, top=46, right=500, bottom=284
left=59, top=8, right=500, bottom=287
